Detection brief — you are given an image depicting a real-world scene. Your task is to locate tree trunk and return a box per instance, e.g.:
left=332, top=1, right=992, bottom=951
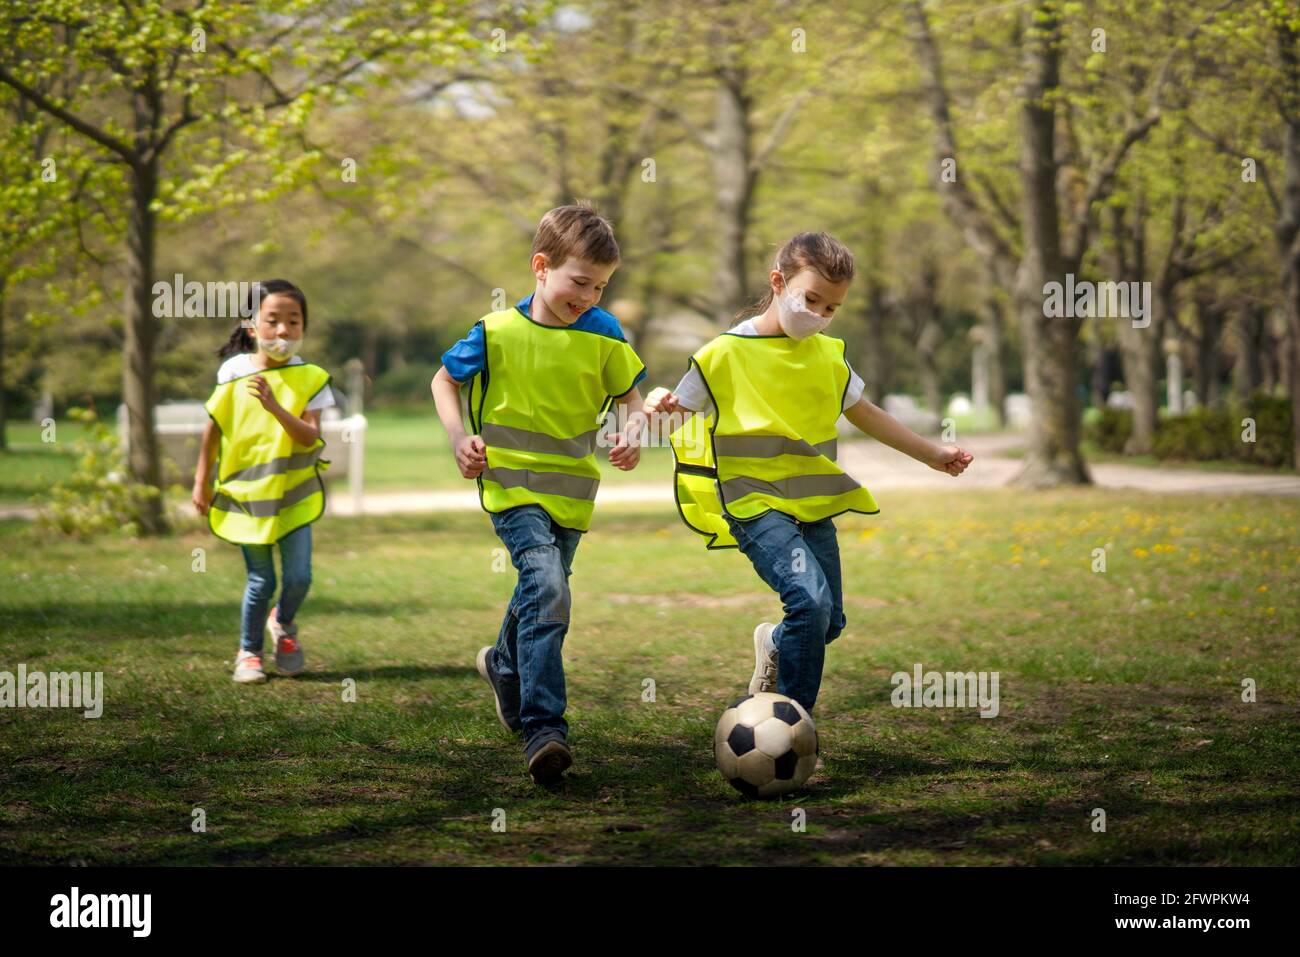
left=0, top=280, right=7, bottom=452
left=1011, top=10, right=1089, bottom=486
left=712, top=75, right=752, bottom=326
left=982, top=284, right=1008, bottom=427
left=860, top=279, right=892, bottom=404
left=1193, top=292, right=1225, bottom=406
left=124, top=163, right=167, bottom=533
left=1230, top=304, right=1265, bottom=398
left=1275, top=23, right=1300, bottom=467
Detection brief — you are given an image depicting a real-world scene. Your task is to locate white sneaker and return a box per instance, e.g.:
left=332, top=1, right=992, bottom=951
left=233, top=650, right=267, bottom=684
left=268, top=607, right=304, bottom=676
left=748, top=622, right=779, bottom=694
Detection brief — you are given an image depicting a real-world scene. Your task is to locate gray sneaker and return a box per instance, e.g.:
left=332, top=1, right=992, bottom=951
left=748, top=622, right=778, bottom=694
left=476, top=646, right=522, bottom=733
left=268, top=607, right=304, bottom=676
left=525, top=729, right=572, bottom=785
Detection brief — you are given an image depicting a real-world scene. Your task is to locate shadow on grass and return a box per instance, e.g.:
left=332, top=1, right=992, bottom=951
left=0, top=598, right=438, bottom=639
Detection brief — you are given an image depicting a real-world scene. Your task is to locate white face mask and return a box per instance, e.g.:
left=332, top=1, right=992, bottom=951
left=775, top=281, right=833, bottom=339
left=258, top=336, right=302, bottom=360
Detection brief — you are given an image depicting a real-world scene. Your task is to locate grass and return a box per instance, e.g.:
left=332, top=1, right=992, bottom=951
left=1, top=489, right=1297, bottom=865
left=360, top=406, right=676, bottom=492
left=0, top=411, right=675, bottom=506
left=994, top=439, right=1293, bottom=475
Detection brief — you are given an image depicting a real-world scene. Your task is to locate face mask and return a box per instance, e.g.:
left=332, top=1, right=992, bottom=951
left=258, top=336, right=302, bottom=360
left=775, top=281, right=833, bottom=339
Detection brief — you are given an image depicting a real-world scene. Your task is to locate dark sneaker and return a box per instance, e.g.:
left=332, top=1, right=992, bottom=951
left=476, top=646, right=522, bottom=733
left=525, top=729, right=572, bottom=785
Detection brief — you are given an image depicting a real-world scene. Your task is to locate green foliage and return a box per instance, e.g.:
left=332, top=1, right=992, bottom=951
left=368, top=362, right=441, bottom=407
left=1153, top=393, right=1294, bottom=468
left=36, top=407, right=163, bottom=539
left=1085, top=407, right=1135, bottom=453
left=1087, top=394, right=1293, bottom=467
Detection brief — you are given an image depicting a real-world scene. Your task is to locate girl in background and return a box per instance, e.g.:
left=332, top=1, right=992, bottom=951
left=193, top=279, right=335, bottom=683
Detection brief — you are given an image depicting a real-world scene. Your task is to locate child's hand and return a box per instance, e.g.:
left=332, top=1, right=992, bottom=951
left=192, top=481, right=214, bottom=516
left=643, top=387, right=682, bottom=416
left=456, top=434, right=487, bottom=478
left=247, top=375, right=282, bottom=413
left=929, top=444, right=973, bottom=476
left=608, top=432, right=640, bottom=470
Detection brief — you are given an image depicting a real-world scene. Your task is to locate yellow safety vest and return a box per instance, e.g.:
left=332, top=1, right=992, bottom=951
left=669, top=332, right=878, bottom=548
left=203, top=362, right=332, bottom=545
left=467, top=306, right=644, bottom=532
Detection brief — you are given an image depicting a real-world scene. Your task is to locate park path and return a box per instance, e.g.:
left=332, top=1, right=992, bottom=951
left=326, top=432, right=1300, bottom=516
left=3, top=432, right=1296, bottom=522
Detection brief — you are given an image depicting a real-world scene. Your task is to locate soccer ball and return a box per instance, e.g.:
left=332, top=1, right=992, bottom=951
left=714, top=692, right=818, bottom=798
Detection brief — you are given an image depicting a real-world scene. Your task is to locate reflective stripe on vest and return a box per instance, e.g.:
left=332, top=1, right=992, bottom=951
left=469, top=307, right=643, bottom=532
left=203, top=362, right=332, bottom=545
left=669, top=332, right=878, bottom=546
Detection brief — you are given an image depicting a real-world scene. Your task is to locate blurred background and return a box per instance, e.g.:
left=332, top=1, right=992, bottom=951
left=1, top=0, right=1296, bottom=533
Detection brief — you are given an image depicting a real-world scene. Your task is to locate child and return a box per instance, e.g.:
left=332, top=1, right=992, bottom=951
left=192, top=279, right=335, bottom=684
left=645, top=232, right=973, bottom=716
left=431, top=202, right=647, bottom=784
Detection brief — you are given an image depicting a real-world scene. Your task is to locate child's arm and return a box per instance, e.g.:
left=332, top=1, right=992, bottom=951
left=608, top=386, right=646, bottom=471
left=192, top=418, right=219, bottom=515
left=248, top=375, right=321, bottom=447
left=843, top=397, right=973, bottom=475
left=642, top=386, right=697, bottom=438
left=431, top=365, right=487, bottom=479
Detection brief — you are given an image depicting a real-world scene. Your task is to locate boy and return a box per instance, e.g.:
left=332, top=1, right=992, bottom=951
left=431, top=202, right=646, bottom=784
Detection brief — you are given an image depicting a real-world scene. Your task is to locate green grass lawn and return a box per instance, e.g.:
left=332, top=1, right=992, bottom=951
left=1, top=489, right=1296, bottom=865
left=0, top=420, right=85, bottom=504
left=360, top=406, right=676, bottom=492
left=0, top=410, right=675, bottom=505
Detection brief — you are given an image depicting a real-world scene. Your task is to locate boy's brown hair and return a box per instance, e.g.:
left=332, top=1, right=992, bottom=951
left=531, top=201, right=620, bottom=268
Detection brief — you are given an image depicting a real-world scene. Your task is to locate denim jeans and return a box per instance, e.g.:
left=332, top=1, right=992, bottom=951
left=490, top=505, right=582, bottom=743
left=724, top=509, right=846, bottom=713
left=239, top=523, right=313, bottom=653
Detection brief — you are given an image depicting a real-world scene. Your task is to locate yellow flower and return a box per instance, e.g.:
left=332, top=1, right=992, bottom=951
left=1133, top=548, right=1149, bottom=558
left=1257, top=585, right=1268, bottom=593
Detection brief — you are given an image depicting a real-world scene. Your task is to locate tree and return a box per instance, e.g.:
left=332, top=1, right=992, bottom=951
left=907, top=0, right=1226, bottom=484
left=0, top=0, right=478, bottom=531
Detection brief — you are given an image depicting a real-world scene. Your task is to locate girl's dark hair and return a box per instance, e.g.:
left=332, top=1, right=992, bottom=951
left=216, top=279, right=309, bottom=358
left=735, top=231, right=856, bottom=322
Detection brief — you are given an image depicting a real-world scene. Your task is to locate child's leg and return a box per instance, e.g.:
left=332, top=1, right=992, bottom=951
left=489, top=505, right=578, bottom=742
left=239, top=544, right=277, bottom=653
left=273, top=524, right=313, bottom=627
left=798, top=518, right=846, bottom=645
left=725, top=510, right=835, bottom=712
left=492, top=588, right=524, bottom=681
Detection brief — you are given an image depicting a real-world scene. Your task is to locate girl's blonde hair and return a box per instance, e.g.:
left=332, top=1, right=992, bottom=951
left=737, top=231, right=855, bottom=322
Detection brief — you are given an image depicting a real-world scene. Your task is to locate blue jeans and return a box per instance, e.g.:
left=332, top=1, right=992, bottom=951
left=239, top=524, right=313, bottom=653
left=490, top=505, right=582, bottom=743
left=724, top=509, right=846, bottom=713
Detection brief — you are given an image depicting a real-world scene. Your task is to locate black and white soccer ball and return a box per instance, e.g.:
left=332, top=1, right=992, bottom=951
left=714, top=692, right=818, bottom=798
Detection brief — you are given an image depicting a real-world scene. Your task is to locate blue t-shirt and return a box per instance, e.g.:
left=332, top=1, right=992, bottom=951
left=441, top=294, right=647, bottom=394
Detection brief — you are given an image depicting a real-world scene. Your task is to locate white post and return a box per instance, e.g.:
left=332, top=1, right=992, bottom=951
left=1166, top=352, right=1184, bottom=415
left=348, top=420, right=364, bottom=515
left=972, top=343, right=989, bottom=412
left=342, top=358, right=365, bottom=515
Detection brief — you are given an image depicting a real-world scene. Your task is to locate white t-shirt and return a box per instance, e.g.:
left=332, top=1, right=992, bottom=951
left=672, top=318, right=865, bottom=418
left=216, top=354, right=335, bottom=413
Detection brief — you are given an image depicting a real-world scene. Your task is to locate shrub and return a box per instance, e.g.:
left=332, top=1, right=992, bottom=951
left=37, top=407, right=163, bottom=539
left=1084, top=407, right=1133, bottom=453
